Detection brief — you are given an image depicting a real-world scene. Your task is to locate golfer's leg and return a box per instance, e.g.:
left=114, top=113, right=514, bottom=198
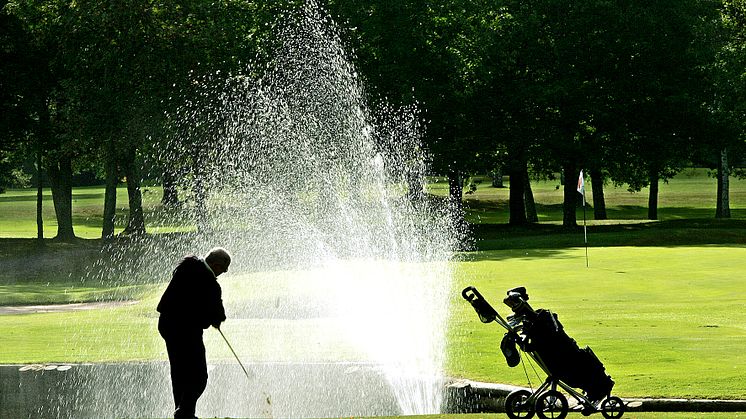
left=178, top=338, right=208, bottom=418
left=163, top=338, right=185, bottom=410
left=194, top=339, right=208, bottom=403
left=159, top=321, right=185, bottom=411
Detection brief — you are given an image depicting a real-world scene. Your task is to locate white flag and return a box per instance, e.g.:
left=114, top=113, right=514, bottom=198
left=577, top=170, right=585, bottom=195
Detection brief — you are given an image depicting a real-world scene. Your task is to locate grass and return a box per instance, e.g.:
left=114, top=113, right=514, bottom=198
left=0, top=283, right=151, bottom=306
left=428, top=168, right=746, bottom=223
left=0, top=269, right=365, bottom=364
left=448, top=246, right=746, bottom=400
left=0, top=185, right=183, bottom=239
left=2, top=246, right=744, bottom=400
left=2, top=168, right=744, bottom=240
left=1, top=169, right=746, bottom=406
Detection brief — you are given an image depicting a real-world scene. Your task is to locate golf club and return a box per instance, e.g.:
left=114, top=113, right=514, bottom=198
left=217, top=327, right=253, bottom=379
left=218, top=327, right=275, bottom=417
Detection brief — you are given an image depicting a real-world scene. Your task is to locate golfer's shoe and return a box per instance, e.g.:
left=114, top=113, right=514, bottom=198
left=173, top=409, right=197, bottom=419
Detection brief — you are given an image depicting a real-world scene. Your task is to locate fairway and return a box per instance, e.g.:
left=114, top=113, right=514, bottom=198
left=1, top=170, right=746, bottom=403
left=429, top=168, right=746, bottom=223
left=2, top=246, right=745, bottom=401
left=448, top=246, right=746, bottom=399
left=0, top=185, right=178, bottom=239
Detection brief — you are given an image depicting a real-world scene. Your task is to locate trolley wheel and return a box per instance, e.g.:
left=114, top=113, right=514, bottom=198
left=534, top=390, right=568, bottom=419
left=601, top=396, right=625, bottom=418
left=505, top=389, right=535, bottom=419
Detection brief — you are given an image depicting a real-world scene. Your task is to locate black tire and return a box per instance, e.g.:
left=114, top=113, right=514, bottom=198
left=505, top=389, right=535, bottom=419
left=601, top=396, right=625, bottom=418
left=535, top=390, right=568, bottom=419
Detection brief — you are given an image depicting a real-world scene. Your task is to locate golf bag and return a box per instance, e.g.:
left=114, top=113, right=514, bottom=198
left=518, top=308, right=614, bottom=402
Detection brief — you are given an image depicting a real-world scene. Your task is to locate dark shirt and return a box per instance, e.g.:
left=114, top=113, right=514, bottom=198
left=157, top=255, right=227, bottom=330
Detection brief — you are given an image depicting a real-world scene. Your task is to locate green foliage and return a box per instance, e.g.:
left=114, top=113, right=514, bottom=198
left=326, top=0, right=741, bottom=226
left=2, top=0, right=746, bottom=232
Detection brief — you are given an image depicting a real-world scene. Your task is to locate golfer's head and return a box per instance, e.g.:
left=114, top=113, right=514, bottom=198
left=205, top=247, right=231, bottom=277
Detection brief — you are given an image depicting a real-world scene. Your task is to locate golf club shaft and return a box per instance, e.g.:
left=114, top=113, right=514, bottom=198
left=217, top=328, right=252, bottom=379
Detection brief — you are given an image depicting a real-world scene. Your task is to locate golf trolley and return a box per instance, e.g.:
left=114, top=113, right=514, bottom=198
left=462, top=286, right=625, bottom=419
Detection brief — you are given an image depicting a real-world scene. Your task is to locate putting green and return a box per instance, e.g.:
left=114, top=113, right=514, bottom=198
left=448, top=245, right=746, bottom=399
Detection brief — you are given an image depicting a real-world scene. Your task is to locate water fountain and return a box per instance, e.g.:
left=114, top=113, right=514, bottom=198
left=9, top=2, right=461, bottom=418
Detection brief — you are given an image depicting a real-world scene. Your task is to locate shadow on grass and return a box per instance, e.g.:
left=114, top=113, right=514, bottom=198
left=465, top=197, right=746, bottom=220
left=471, top=218, right=746, bottom=259
left=2, top=218, right=744, bottom=277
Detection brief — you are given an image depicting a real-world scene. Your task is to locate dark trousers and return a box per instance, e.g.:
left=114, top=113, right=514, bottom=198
left=159, top=317, right=208, bottom=419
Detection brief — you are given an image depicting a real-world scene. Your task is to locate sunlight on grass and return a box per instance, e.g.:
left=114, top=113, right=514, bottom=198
left=2, top=169, right=745, bottom=238
left=3, top=246, right=745, bottom=401
left=2, top=170, right=746, bottom=403
left=448, top=246, right=746, bottom=399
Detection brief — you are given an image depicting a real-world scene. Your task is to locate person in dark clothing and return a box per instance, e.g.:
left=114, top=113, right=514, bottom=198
left=157, top=247, right=231, bottom=419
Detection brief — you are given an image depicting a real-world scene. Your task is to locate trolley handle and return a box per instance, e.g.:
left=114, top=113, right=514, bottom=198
left=461, top=286, right=514, bottom=331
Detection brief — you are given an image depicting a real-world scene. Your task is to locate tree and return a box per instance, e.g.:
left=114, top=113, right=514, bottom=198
left=601, top=0, right=721, bottom=220
left=1, top=0, right=52, bottom=244
left=5, top=0, right=85, bottom=241
left=0, top=0, right=33, bottom=192
left=707, top=0, right=746, bottom=218
left=491, top=0, right=722, bottom=224
left=329, top=0, right=493, bottom=227
left=8, top=0, right=270, bottom=240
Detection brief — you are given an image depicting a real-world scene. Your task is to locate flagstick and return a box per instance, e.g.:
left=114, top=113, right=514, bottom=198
left=577, top=170, right=589, bottom=268
left=583, top=192, right=588, bottom=268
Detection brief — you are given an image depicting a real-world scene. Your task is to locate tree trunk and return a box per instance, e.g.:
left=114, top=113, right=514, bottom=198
left=716, top=147, right=731, bottom=218
left=562, top=163, right=578, bottom=227
left=123, top=149, right=146, bottom=235
left=446, top=168, right=468, bottom=234
left=647, top=171, right=659, bottom=220
left=406, top=169, right=424, bottom=202
left=36, top=138, right=44, bottom=246
left=589, top=168, right=607, bottom=220
left=102, top=146, right=118, bottom=240
left=47, top=154, right=75, bottom=242
left=507, top=150, right=527, bottom=225
left=35, top=101, right=50, bottom=247
left=523, top=168, right=538, bottom=223
left=447, top=168, right=464, bottom=214
left=161, top=168, right=179, bottom=208
left=491, top=166, right=504, bottom=188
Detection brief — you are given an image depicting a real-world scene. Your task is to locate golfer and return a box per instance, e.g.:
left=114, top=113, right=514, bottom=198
left=157, top=247, right=230, bottom=419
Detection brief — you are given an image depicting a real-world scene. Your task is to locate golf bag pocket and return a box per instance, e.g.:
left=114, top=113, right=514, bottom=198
left=501, top=333, right=521, bottom=367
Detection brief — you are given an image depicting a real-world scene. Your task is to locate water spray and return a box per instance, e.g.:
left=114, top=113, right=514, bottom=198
left=35, top=2, right=457, bottom=417
left=216, top=327, right=273, bottom=418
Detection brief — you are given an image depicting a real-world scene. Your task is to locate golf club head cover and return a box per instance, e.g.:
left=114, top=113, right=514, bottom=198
left=500, top=332, right=521, bottom=367
left=461, top=286, right=498, bottom=323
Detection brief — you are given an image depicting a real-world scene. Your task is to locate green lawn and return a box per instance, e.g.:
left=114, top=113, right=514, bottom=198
left=1, top=169, right=745, bottom=403
left=2, top=169, right=745, bottom=239
left=0, top=185, right=183, bottom=238
left=428, top=168, right=746, bottom=223
left=449, top=246, right=746, bottom=399
left=1, top=246, right=744, bottom=400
